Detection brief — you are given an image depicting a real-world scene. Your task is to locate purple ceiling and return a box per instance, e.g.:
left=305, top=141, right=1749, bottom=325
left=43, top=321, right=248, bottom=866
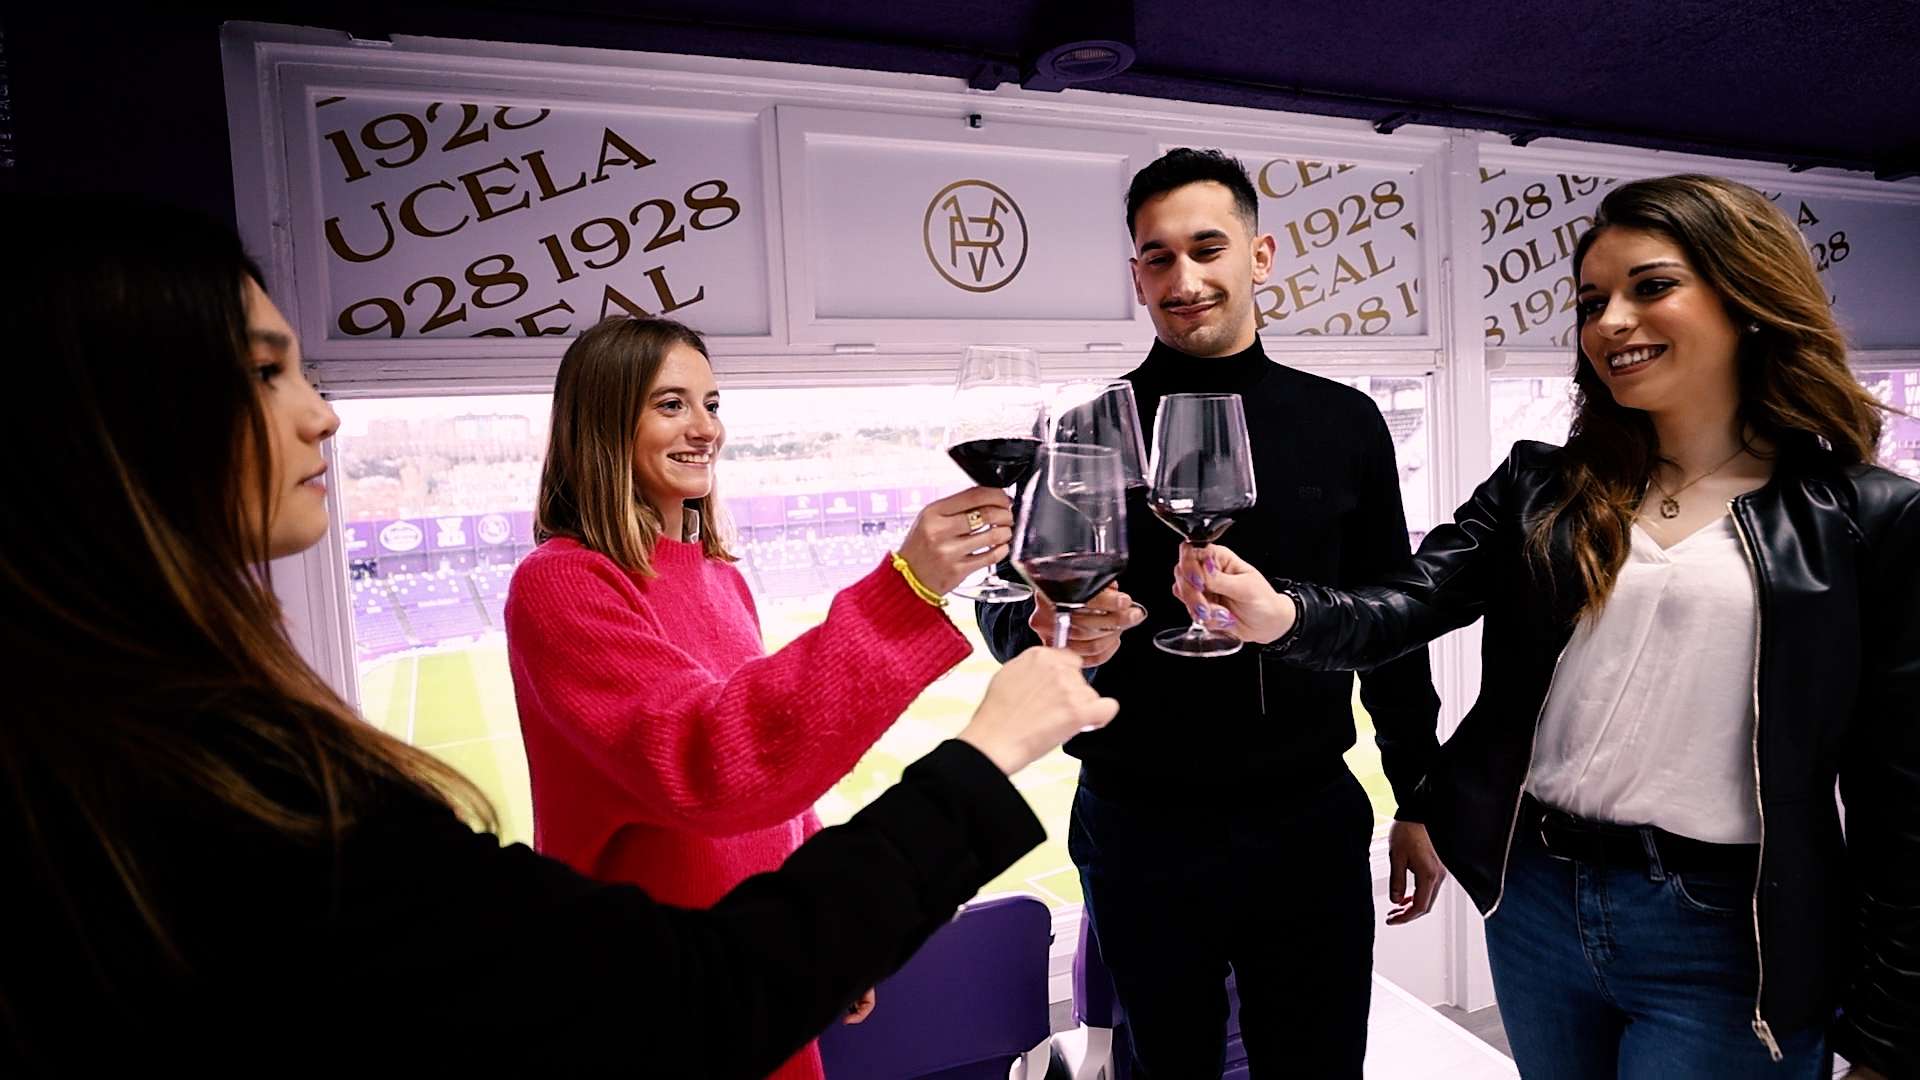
left=316, top=0, right=1918, bottom=178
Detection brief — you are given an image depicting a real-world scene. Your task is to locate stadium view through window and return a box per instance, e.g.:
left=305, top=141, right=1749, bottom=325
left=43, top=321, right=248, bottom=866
left=330, top=371, right=1917, bottom=909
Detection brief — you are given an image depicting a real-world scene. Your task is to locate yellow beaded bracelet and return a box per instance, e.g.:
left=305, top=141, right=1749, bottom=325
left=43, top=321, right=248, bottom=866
left=890, top=552, right=949, bottom=608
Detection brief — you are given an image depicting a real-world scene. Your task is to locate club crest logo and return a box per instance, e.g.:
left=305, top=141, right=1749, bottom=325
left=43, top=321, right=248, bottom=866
left=923, top=180, right=1028, bottom=293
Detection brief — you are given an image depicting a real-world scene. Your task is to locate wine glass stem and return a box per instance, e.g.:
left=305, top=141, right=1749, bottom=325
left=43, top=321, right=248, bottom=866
left=1053, top=609, right=1076, bottom=649
left=979, top=485, right=1009, bottom=585
left=1187, top=541, right=1211, bottom=635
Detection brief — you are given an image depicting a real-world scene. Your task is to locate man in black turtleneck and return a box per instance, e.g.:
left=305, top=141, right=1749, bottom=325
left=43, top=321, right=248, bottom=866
left=978, top=149, right=1443, bottom=1078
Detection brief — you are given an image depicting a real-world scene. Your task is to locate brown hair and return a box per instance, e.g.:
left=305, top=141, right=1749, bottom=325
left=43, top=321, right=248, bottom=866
left=0, top=197, right=492, bottom=973
left=1531, top=174, right=1888, bottom=618
left=535, top=316, right=736, bottom=574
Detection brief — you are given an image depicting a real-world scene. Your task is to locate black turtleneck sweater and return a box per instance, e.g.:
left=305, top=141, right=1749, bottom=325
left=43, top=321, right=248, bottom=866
left=979, top=338, right=1441, bottom=811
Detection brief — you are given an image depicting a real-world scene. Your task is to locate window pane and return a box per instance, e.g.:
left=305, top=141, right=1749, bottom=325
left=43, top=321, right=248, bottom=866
left=334, top=394, right=549, bottom=849
left=1329, top=375, right=1432, bottom=831
left=1859, top=369, right=1920, bottom=478
left=1491, top=376, right=1575, bottom=466
left=706, top=385, right=1086, bottom=906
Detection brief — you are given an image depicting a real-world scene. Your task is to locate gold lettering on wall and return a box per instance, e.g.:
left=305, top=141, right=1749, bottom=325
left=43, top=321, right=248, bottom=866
left=318, top=97, right=748, bottom=339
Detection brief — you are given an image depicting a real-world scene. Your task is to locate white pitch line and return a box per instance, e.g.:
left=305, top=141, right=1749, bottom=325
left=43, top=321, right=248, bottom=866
left=404, top=656, right=420, bottom=746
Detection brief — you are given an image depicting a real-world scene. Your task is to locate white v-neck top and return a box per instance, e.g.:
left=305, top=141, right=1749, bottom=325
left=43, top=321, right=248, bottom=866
left=1526, top=515, right=1762, bottom=844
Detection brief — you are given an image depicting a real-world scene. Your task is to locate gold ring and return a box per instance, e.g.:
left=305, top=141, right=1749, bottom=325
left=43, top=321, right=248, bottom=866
left=966, top=509, right=985, bottom=531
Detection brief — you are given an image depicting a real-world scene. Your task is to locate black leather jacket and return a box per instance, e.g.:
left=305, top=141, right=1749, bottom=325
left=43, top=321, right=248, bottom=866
left=1272, top=440, right=1920, bottom=1075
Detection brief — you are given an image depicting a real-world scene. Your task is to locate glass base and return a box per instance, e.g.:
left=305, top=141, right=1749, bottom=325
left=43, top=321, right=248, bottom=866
left=955, top=575, right=1033, bottom=604
left=1153, top=624, right=1243, bottom=657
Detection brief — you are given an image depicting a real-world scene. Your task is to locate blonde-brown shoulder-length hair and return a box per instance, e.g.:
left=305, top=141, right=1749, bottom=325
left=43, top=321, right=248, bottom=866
left=1531, top=173, right=1890, bottom=619
left=536, top=316, right=736, bottom=574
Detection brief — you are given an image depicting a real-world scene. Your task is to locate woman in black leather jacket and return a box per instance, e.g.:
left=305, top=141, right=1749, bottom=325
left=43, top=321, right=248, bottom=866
left=1175, top=175, right=1917, bottom=1080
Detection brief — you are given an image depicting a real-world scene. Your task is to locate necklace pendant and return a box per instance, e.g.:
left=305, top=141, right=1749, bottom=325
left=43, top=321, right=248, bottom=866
left=1659, top=495, right=1681, bottom=519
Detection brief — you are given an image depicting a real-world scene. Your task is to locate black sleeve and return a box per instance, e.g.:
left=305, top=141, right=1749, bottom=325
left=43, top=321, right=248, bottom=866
left=1342, top=407, right=1443, bottom=820
left=975, top=559, right=1038, bottom=663
left=1834, top=486, right=1920, bottom=1079
left=1270, top=443, right=1536, bottom=676
left=337, top=739, right=1044, bottom=1078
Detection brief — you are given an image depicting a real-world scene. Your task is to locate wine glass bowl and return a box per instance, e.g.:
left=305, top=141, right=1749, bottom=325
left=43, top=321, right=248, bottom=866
left=1013, top=444, right=1128, bottom=648
left=1050, top=380, right=1149, bottom=491
left=1146, top=392, right=1256, bottom=657
left=944, top=346, right=1047, bottom=604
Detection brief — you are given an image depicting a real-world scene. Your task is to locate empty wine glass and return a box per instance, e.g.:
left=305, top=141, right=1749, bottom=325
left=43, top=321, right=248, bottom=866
left=1050, top=381, right=1148, bottom=490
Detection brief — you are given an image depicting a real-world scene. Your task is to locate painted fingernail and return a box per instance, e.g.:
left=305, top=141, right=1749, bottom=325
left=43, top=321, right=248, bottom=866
left=1188, top=574, right=1204, bottom=588
left=1215, top=610, right=1236, bottom=627
left=1206, top=557, right=1217, bottom=574
left=1196, top=603, right=1210, bottom=619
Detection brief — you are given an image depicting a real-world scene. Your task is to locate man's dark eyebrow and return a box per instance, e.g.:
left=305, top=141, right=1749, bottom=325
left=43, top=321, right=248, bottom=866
left=1137, top=229, right=1231, bottom=255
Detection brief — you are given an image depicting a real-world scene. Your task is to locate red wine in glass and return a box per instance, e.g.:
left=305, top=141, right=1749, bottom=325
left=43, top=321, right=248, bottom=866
left=1144, top=498, right=1245, bottom=546
left=1013, top=444, right=1129, bottom=649
left=1018, top=551, right=1127, bottom=610
left=945, top=346, right=1048, bottom=604
left=947, top=437, right=1041, bottom=489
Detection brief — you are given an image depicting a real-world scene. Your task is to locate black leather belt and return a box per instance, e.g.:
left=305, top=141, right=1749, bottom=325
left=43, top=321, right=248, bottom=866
left=1521, top=794, right=1759, bottom=876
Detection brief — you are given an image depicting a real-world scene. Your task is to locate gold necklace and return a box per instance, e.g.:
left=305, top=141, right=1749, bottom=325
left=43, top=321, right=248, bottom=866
left=1648, top=445, right=1747, bottom=519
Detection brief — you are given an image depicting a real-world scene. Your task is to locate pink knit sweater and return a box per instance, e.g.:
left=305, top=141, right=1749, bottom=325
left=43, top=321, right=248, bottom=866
left=504, top=536, right=971, bottom=1079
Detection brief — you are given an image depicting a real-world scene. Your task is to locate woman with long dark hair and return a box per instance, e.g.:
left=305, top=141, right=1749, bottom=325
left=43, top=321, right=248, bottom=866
left=0, top=195, right=1115, bottom=1075
left=1172, top=175, right=1916, bottom=1078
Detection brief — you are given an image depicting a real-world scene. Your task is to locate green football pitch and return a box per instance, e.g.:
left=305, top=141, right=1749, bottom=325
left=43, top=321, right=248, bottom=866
left=356, top=599, right=1395, bottom=908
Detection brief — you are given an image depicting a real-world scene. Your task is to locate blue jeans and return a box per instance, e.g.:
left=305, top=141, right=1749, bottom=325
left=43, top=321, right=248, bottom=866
left=1486, top=821, right=1828, bottom=1078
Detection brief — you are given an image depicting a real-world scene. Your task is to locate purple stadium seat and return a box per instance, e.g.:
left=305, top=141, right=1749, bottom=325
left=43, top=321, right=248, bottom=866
left=395, top=573, right=489, bottom=645
left=471, top=563, right=514, bottom=627
left=349, top=579, right=412, bottom=659
left=818, top=894, right=1052, bottom=1080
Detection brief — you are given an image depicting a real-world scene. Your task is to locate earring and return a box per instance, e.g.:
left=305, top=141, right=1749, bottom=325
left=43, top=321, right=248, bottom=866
left=1745, top=321, right=1762, bottom=334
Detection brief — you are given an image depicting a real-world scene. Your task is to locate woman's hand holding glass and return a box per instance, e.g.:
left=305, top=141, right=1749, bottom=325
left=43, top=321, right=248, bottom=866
left=958, top=647, right=1120, bottom=775
left=1169, top=542, right=1297, bottom=645
left=895, top=486, right=1015, bottom=597
left=1026, top=585, right=1145, bottom=667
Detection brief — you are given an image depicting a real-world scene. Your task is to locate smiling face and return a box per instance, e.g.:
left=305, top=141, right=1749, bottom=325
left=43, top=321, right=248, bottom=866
left=1576, top=225, right=1743, bottom=418
left=1128, top=180, right=1276, bottom=357
left=631, top=342, right=723, bottom=514
left=243, top=278, right=340, bottom=559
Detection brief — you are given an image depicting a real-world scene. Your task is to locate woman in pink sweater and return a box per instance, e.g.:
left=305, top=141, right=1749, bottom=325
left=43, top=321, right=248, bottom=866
left=505, top=316, right=1014, bottom=1080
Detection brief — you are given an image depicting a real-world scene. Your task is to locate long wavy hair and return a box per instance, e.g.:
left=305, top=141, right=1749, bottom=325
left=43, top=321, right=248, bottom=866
left=1530, top=174, right=1888, bottom=618
left=0, top=196, right=493, bottom=975
left=534, top=316, right=735, bottom=574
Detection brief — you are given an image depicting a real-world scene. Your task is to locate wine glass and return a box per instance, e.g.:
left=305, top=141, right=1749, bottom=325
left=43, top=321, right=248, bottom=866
left=1013, top=444, right=1128, bottom=648
left=1050, top=381, right=1148, bottom=490
left=944, top=345, right=1047, bottom=603
left=1051, top=380, right=1151, bottom=623
left=1147, top=393, right=1257, bottom=657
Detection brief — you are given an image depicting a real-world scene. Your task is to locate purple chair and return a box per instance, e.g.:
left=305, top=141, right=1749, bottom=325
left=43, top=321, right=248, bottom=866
left=817, top=894, right=1052, bottom=1080
left=1067, top=911, right=1249, bottom=1080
